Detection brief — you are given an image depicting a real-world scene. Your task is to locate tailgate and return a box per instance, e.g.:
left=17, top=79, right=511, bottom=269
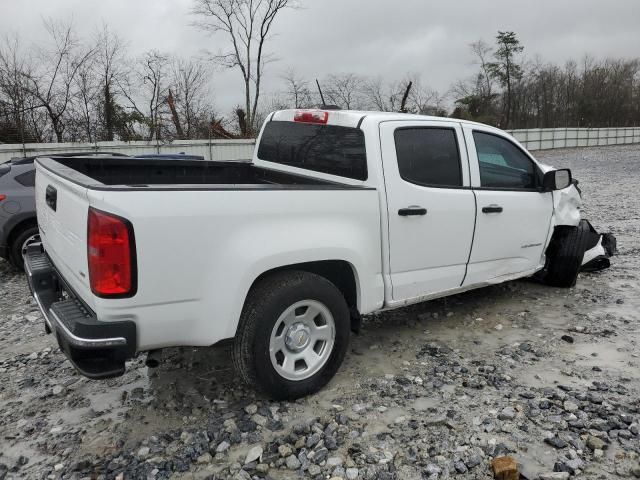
left=35, top=162, right=94, bottom=307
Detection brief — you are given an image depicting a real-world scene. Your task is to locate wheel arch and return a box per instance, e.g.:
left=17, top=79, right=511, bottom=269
left=5, top=214, right=37, bottom=250
left=246, top=259, right=361, bottom=327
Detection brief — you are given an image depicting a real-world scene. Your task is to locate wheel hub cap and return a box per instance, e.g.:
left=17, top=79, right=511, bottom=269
left=285, top=323, right=311, bottom=352
left=268, top=299, right=336, bottom=381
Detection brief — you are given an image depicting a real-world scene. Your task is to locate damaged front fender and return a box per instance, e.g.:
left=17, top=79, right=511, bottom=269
left=540, top=163, right=582, bottom=227
left=553, top=183, right=582, bottom=227
left=538, top=164, right=616, bottom=275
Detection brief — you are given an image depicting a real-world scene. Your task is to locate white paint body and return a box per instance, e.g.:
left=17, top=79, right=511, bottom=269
left=35, top=110, right=580, bottom=352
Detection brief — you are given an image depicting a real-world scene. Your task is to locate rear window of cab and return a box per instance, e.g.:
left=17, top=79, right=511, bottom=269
left=257, top=121, right=368, bottom=181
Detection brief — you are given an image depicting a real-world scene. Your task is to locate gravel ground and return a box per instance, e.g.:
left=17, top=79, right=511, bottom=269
left=1, top=145, right=639, bottom=480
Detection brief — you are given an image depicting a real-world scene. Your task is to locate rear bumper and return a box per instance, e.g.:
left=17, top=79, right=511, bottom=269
left=24, top=243, right=137, bottom=379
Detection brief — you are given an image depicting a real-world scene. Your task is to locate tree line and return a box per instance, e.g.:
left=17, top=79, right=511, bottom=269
left=452, top=32, right=640, bottom=129
left=1, top=4, right=639, bottom=145
left=0, top=20, right=217, bottom=144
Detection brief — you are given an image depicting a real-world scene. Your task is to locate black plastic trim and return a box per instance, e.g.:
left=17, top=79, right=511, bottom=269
left=398, top=207, right=427, bottom=216
left=24, top=245, right=137, bottom=379
left=35, top=157, right=375, bottom=192
left=46, top=185, right=57, bottom=211
left=542, top=168, right=572, bottom=192
left=482, top=206, right=504, bottom=213
left=11, top=152, right=130, bottom=166
left=472, top=186, right=541, bottom=193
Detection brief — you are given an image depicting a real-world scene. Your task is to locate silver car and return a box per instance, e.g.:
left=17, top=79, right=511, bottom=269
left=0, top=156, right=38, bottom=271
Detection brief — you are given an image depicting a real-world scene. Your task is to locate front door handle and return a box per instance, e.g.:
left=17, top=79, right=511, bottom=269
left=398, top=206, right=427, bottom=216
left=482, top=205, right=503, bottom=214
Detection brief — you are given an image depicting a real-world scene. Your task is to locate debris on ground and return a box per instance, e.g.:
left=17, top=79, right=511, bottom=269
left=491, top=456, right=519, bottom=480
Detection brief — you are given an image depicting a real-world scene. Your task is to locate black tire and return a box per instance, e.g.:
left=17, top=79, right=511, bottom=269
left=233, top=270, right=350, bottom=400
left=9, top=225, right=39, bottom=272
left=540, top=220, right=590, bottom=288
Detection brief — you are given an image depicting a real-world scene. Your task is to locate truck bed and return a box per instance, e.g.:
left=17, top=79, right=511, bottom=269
left=39, top=156, right=362, bottom=190
left=35, top=155, right=382, bottom=353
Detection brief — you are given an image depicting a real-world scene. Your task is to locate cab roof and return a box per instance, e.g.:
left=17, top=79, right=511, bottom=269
left=270, top=109, right=504, bottom=134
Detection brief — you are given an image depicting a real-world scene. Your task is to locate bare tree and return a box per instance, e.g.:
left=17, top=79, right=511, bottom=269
left=23, top=19, right=95, bottom=142
left=170, top=58, right=213, bottom=139
left=71, top=57, right=100, bottom=142
left=359, top=74, right=446, bottom=115
left=192, top=0, right=294, bottom=136
left=452, top=39, right=502, bottom=124
left=402, top=75, right=439, bottom=114
left=0, top=34, right=39, bottom=142
left=94, top=25, right=127, bottom=141
left=119, top=50, right=169, bottom=140
left=324, top=73, right=364, bottom=109
left=282, top=68, right=312, bottom=108
left=361, top=77, right=400, bottom=112
left=471, top=40, right=494, bottom=100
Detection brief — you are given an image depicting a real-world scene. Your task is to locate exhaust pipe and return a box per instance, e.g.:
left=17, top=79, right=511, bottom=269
left=146, top=349, right=163, bottom=368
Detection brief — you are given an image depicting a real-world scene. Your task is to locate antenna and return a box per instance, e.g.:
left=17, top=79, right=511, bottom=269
left=400, top=81, right=413, bottom=113
left=316, top=79, right=327, bottom=107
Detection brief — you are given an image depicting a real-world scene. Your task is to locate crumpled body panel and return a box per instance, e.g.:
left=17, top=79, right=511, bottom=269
left=553, top=184, right=583, bottom=227
left=539, top=163, right=582, bottom=227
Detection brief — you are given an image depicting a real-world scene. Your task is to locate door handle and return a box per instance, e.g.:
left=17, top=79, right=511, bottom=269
left=398, top=206, right=427, bottom=216
left=482, top=205, right=503, bottom=214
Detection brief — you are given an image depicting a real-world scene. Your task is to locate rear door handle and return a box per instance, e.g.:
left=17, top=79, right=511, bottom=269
left=398, top=206, right=427, bottom=216
left=482, top=205, right=503, bottom=214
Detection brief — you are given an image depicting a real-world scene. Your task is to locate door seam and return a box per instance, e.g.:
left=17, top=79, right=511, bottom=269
left=461, top=189, right=478, bottom=287
left=460, top=123, right=477, bottom=287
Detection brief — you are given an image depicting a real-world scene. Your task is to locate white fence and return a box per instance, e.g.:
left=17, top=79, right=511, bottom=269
left=507, top=127, right=640, bottom=151
left=0, top=139, right=256, bottom=163
left=1, top=127, right=640, bottom=162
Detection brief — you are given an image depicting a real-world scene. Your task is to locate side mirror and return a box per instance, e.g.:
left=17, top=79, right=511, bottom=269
left=542, top=168, right=572, bottom=191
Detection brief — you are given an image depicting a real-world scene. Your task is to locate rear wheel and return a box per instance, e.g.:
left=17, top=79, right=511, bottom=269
left=539, top=220, right=590, bottom=288
left=9, top=225, right=39, bottom=272
left=233, top=270, right=350, bottom=400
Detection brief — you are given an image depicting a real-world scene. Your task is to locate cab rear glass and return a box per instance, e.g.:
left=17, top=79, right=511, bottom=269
left=257, top=121, right=368, bottom=181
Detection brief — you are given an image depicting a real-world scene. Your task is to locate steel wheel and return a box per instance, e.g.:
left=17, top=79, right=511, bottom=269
left=269, top=299, right=336, bottom=381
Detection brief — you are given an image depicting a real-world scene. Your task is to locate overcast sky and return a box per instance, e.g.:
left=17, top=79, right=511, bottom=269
left=2, top=0, right=639, bottom=113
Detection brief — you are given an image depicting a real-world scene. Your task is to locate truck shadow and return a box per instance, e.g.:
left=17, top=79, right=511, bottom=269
left=144, top=278, right=554, bottom=403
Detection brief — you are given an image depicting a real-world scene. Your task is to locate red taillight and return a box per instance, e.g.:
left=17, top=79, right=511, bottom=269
left=87, top=208, right=136, bottom=297
left=0, top=194, right=6, bottom=202
left=294, top=110, right=329, bottom=124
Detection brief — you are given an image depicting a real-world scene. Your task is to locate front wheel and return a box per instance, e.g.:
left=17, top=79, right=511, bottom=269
left=538, top=220, right=590, bottom=288
left=233, top=271, right=350, bottom=400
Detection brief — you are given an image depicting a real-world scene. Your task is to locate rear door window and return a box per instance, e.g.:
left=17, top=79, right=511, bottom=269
left=257, top=121, right=368, bottom=180
left=394, top=128, right=462, bottom=187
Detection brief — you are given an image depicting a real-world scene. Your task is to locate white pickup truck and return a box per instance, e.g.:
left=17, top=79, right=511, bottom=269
left=25, top=109, right=587, bottom=399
